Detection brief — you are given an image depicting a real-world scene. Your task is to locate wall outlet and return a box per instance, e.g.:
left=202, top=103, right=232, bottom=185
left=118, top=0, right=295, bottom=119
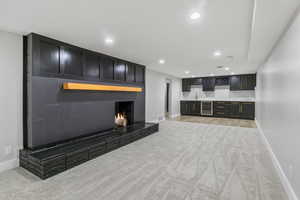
left=4, top=145, right=12, bottom=155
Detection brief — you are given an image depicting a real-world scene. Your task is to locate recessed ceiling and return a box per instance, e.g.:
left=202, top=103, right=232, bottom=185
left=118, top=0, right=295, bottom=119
left=0, top=0, right=299, bottom=78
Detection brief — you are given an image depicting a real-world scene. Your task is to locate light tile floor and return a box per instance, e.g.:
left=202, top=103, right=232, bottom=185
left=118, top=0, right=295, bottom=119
left=172, top=115, right=257, bottom=128
left=0, top=121, right=286, bottom=200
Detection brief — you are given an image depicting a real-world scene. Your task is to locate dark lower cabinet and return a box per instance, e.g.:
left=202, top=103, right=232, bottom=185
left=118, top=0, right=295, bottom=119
left=240, top=102, right=255, bottom=119
left=180, top=101, right=201, bottom=115
left=181, top=101, right=255, bottom=120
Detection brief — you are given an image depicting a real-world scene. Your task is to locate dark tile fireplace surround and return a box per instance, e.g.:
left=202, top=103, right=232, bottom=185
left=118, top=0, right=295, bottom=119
left=20, top=33, right=159, bottom=179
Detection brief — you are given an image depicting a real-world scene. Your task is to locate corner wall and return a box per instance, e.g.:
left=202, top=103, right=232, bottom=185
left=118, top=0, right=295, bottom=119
left=145, top=69, right=181, bottom=122
left=256, top=9, right=300, bottom=199
left=0, top=30, right=23, bottom=172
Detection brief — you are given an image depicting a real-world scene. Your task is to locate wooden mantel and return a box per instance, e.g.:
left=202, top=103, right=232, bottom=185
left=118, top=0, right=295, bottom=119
left=63, top=82, right=142, bottom=92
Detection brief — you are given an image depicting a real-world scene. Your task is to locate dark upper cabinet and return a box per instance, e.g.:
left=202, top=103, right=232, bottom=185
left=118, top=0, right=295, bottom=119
left=39, top=40, right=60, bottom=74
left=61, top=46, right=84, bottom=77
left=114, top=60, right=126, bottom=81
left=230, top=76, right=241, bottom=91
left=27, top=33, right=145, bottom=85
left=215, top=77, right=229, bottom=86
left=84, top=51, right=100, bottom=80
left=182, top=79, right=191, bottom=92
left=126, top=63, right=135, bottom=82
left=135, top=65, right=145, bottom=83
left=202, top=77, right=216, bottom=91
left=100, top=56, right=114, bottom=81
left=191, top=78, right=202, bottom=85
left=230, top=74, right=256, bottom=90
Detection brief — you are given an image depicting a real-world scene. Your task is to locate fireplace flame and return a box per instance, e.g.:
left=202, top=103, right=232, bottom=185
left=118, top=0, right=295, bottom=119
left=115, top=113, right=127, bottom=127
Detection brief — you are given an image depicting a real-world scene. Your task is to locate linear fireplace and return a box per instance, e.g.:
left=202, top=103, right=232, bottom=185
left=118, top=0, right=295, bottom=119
left=115, top=101, right=134, bottom=127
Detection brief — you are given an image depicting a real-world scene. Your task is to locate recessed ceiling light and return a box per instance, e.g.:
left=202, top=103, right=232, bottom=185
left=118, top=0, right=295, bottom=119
left=210, top=73, right=214, bottom=76
left=159, top=59, right=165, bottom=64
left=225, top=67, right=230, bottom=71
left=185, top=70, right=190, bottom=74
left=105, top=37, right=114, bottom=45
left=214, top=50, right=222, bottom=57
left=190, top=12, right=201, bottom=20
left=191, top=75, right=195, bottom=78
left=231, top=72, right=235, bottom=75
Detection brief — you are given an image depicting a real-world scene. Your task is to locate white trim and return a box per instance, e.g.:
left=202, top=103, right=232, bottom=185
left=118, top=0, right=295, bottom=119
left=170, top=113, right=180, bottom=119
left=255, top=119, right=299, bottom=200
left=0, top=158, right=19, bottom=173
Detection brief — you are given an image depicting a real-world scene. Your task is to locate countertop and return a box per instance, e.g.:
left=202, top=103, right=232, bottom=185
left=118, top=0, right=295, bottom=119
left=181, top=98, right=255, bottom=102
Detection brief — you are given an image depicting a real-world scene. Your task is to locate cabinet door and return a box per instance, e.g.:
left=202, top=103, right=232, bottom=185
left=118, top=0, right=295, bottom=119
left=247, top=74, right=256, bottom=90
left=240, top=102, right=255, bottom=119
left=101, top=56, right=114, bottom=81
left=182, top=79, right=191, bottom=92
left=180, top=101, right=189, bottom=115
left=126, top=63, right=135, bottom=82
left=202, top=77, right=215, bottom=91
left=191, top=78, right=202, bottom=85
left=61, top=46, right=84, bottom=77
left=229, top=102, right=241, bottom=118
left=230, top=76, right=241, bottom=90
left=84, top=51, right=100, bottom=80
left=190, top=101, right=200, bottom=114
left=240, top=75, right=248, bottom=90
left=114, top=60, right=126, bottom=81
left=39, top=40, right=60, bottom=75
left=135, top=65, right=145, bottom=83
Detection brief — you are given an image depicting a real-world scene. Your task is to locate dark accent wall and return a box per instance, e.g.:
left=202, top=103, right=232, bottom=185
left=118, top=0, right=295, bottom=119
left=24, top=33, right=146, bottom=149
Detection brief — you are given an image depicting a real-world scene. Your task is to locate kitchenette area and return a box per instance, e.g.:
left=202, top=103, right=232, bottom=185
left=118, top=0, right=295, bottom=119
left=180, top=74, right=256, bottom=121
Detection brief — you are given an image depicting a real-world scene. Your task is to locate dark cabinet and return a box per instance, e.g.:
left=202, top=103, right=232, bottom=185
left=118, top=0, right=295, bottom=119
left=230, top=74, right=256, bottom=90
left=39, top=40, right=60, bottom=74
left=214, top=101, right=230, bottom=117
left=126, top=63, right=135, bottom=82
left=84, top=52, right=100, bottom=80
left=202, top=77, right=216, bottom=91
left=180, top=101, right=200, bottom=115
left=182, top=79, right=191, bottom=92
left=135, top=65, right=145, bottom=83
left=61, top=46, right=84, bottom=77
left=114, top=60, right=126, bottom=81
left=101, top=56, right=114, bottom=81
left=215, top=77, right=229, bottom=86
left=229, top=102, right=241, bottom=118
left=191, top=78, right=202, bottom=85
left=240, top=102, right=255, bottom=119
left=229, top=76, right=241, bottom=91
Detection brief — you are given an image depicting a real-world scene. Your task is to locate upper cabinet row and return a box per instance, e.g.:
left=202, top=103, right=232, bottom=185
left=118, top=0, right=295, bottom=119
left=28, top=33, right=145, bottom=84
left=182, top=74, right=256, bottom=92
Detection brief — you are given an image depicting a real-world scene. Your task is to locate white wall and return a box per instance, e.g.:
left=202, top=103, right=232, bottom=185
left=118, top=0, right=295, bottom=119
left=0, top=30, right=23, bottom=172
left=145, top=69, right=181, bottom=122
left=256, top=9, right=300, bottom=199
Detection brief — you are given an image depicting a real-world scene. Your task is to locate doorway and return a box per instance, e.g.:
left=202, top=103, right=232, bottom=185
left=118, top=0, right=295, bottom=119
left=165, top=79, right=171, bottom=119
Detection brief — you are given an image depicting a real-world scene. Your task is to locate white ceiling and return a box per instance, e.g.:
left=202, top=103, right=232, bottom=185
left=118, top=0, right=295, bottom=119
left=0, top=0, right=299, bottom=78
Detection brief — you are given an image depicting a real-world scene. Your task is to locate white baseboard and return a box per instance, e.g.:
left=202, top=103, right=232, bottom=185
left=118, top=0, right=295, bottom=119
left=170, top=113, right=180, bottom=119
left=255, top=119, right=298, bottom=200
left=0, top=158, right=19, bottom=173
